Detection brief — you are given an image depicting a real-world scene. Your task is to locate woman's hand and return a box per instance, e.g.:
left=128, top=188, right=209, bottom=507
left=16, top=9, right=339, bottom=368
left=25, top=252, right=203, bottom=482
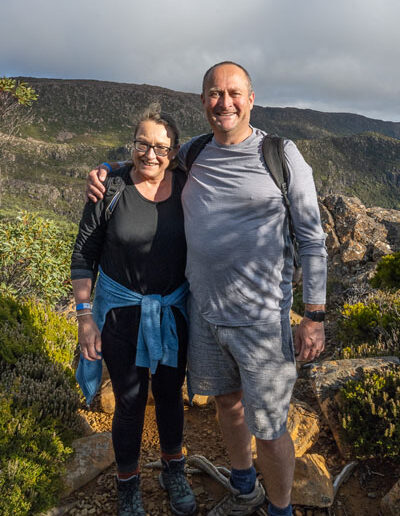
left=78, top=315, right=102, bottom=361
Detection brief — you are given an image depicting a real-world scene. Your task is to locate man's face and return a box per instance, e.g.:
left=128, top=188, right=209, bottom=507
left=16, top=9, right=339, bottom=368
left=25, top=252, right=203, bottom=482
left=201, top=64, right=255, bottom=143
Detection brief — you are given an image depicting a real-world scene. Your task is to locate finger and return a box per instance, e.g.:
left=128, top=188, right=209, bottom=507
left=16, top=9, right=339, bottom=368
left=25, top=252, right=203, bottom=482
left=94, top=334, right=102, bottom=356
left=99, top=168, right=108, bottom=182
left=86, top=185, right=105, bottom=201
left=80, top=345, right=96, bottom=362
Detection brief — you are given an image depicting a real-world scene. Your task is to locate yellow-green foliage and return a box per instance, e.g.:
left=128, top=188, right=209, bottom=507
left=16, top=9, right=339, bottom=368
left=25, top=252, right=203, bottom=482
left=0, top=294, right=77, bottom=367
left=0, top=77, right=38, bottom=106
left=339, top=368, right=400, bottom=458
left=0, top=211, right=75, bottom=306
left=0, top=353, right=80, bottom=425
left=0, top=392, right=73, bottom=515
left=370, top=252, right=400, bottom=290
left=339, top=291, right=400, bottom=358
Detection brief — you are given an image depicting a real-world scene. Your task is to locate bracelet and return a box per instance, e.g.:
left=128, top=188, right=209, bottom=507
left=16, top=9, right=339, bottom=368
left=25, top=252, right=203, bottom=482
left=101, top=162, right=112, bottom=172
left=76, top=311, right=92, bottom=318
left=76, top=302, right=92, bottom=311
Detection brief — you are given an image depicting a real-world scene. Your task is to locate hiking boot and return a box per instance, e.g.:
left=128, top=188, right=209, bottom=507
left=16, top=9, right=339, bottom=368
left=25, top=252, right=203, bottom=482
left=116, top=475, right=146, bottom=516
left=207, top=478, right=266, bottom=515
left=159, top=457, right=197, bottom=515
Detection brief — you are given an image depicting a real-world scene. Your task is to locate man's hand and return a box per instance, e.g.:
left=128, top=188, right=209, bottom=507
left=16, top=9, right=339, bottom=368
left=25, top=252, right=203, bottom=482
left=86, top=166, right=108, bottom=202
left=294, top=318, right=325, bottom=362
left=78, top=316, right=102, bottom=361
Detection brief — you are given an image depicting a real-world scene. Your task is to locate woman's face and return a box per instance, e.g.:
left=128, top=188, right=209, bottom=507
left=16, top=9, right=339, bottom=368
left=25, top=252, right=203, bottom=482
left=133, top=120, right=176, bottom=181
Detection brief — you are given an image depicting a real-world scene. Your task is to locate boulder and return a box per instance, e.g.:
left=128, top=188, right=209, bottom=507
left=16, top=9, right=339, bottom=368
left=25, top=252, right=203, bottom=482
left=381, top=479, right=400, bottom=516
left=291, top=454, right=334, bottom=507
left=62, top=432, right=115, bottom=497
left=252, top=399, right=319, bottom=459
left=99, top=379, right=115, bottom=414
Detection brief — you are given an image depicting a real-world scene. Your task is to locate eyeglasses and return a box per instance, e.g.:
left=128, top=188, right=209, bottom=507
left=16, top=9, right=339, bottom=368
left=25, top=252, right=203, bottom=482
left=133, top=140, right=173, bottom=157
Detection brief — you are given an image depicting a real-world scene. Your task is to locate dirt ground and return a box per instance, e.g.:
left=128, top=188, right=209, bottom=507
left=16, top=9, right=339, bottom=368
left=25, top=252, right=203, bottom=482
left=60, top=385, right=399, bottom=516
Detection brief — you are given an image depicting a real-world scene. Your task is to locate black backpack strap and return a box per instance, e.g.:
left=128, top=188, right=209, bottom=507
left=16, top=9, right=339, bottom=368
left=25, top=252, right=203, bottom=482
left=185, top=133, right=213, bottom=171
left=262, top=135, right=300, bottom=270
left=104, top=166, right=131, bottom=222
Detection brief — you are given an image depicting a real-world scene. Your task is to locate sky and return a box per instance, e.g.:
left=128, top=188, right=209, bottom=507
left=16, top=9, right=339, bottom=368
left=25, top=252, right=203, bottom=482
left=1, top=0, right=399, bottom=122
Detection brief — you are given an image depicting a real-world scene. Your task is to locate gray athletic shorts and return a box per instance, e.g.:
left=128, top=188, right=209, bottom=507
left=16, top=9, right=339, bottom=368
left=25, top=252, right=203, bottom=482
left=188, top=297, right=297, bottom=440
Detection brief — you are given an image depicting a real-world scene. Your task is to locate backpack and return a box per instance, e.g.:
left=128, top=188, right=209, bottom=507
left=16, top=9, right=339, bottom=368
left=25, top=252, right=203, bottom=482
left=103, top=166, right=131, bottom=222
left=185, top=133, right=301, bottom=281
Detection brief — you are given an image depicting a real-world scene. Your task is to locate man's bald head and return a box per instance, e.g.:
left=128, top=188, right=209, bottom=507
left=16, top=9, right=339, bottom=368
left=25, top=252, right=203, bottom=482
left=202, top=61, right=253, bottom=95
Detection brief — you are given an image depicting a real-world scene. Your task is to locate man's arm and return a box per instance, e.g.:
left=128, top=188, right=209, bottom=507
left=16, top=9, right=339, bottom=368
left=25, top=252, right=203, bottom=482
left=284, top=140, right=328, bottom=362
left=86, top=160, right=132, bottom=202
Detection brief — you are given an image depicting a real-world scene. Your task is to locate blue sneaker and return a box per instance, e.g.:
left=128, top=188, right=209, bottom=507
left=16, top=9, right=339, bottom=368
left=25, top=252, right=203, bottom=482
left=159, top=457, right=197, bottom=515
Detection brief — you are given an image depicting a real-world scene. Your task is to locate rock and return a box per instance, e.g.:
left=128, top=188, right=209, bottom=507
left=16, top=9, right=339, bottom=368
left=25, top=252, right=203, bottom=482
left=367, top=206, right=400, bottom=252
left=320, top=194, right=396, bottom=284
left=290, top=310, right=303, bottom=326
left=252, top=399, right=319, bottom=459
left=62, top=432, right=115, bottom=497
left=291, top=454, right=334, bottom=507
left=182, top=379, right=213, bottom=407
left=99, top=379, right=115, bottom=414
left=309, top=357, right=400, bottom=458
left=381, top=479, right=400, bottom=516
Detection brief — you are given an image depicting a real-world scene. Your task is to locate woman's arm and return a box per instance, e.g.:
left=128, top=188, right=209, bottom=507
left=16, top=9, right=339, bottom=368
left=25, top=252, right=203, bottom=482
left=72, top=277, right=102, bottom=361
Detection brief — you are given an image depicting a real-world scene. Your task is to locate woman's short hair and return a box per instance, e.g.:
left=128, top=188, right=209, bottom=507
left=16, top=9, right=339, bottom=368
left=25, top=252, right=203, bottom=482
left=133, top=102, right=180, bottom=147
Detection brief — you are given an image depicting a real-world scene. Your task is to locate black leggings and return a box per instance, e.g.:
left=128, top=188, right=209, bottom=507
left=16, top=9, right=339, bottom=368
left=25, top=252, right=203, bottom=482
left=101, top=306, right=187, bottom=473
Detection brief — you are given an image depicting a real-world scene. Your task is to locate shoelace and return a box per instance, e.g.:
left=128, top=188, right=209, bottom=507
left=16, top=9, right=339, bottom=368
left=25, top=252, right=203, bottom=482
left=166, top=470, right=192, bottom=497
left=120, top=486, right=144, bottom=513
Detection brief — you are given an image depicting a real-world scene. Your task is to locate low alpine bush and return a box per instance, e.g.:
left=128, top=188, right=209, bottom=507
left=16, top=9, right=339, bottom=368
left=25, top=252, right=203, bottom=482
left=370, top=251, right=400, bottom=290
left=339, top=368, right=400, bottom=458
left=0, top=211, right=75, bottom=305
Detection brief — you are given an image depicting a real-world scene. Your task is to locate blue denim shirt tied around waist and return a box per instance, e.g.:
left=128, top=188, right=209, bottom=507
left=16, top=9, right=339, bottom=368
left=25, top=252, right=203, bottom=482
left=76, top=267, right=189, bottom=405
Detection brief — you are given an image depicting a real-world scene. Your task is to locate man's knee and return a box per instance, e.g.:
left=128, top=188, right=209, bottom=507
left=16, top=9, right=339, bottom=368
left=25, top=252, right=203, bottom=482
left=214, top=390, right=243, bottom=414
left=255, top=430, right=293, bottom=454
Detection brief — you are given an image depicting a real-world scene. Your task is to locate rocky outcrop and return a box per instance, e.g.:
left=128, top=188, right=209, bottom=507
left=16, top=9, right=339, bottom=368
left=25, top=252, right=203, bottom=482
left=309, top=357, right=400, bottom=458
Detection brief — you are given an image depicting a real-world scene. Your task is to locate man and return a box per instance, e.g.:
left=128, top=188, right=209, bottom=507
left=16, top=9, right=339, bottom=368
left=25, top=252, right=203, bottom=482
left=88, top=62, right=327, bottom=516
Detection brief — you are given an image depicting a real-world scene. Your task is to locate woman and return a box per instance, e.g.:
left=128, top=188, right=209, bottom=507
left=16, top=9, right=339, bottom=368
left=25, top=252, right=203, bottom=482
left=71, top=105, right=196, bottom=516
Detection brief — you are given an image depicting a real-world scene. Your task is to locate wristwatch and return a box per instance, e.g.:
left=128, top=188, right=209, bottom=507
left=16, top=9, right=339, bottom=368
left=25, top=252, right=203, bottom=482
left=304, top=310, right=326, bottom=322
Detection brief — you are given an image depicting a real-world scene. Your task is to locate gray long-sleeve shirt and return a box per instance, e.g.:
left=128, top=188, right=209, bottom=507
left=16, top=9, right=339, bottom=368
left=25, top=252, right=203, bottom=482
left=179, top=127, right=327, bottom=325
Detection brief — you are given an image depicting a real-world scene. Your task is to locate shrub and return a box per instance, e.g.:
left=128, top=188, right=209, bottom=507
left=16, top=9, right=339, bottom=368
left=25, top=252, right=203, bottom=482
left=370, top=252, right=400, bottom=290
left=338, top=291, right=400, bottom=357
left=0, top=353, right=80, bottom=426
left=0, top=392, right=73, bottom=515
left=339, top=368, right=400, bottom=458
left=0, top=211, right=75, bottom=305
left=0, top=294, right=77, bottom=367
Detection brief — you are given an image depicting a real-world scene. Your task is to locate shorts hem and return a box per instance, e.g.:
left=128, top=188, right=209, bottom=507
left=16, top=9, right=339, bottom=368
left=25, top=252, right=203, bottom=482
left=251, top=422, right=287, bottom=441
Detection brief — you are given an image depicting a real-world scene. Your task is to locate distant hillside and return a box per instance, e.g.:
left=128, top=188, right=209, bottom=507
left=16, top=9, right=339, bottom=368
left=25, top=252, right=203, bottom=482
left=12, top=77, right=400, bottom=141
left=0, top=77, right=399, bottom=221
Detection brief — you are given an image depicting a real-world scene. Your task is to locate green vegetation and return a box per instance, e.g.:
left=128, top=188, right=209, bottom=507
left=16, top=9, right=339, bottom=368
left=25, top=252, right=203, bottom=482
left=0, top=294, right=80, bottom=514
left=339, top=368, right=400, bottom=458
left=0, top=78, right=38, bottom=106
left=0, top=393, right=73, bottom=515
left=0, top=212, right=76, bottom=305
left=338, top=292, right=400, bottom=358
left=370, top=252, right=400, bottom=290
left=0, top=294, right=77, bottom=366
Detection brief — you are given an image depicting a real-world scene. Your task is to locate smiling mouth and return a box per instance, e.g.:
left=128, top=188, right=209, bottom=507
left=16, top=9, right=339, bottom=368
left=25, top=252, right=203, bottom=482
left=141, top=160, right=158, bottom=166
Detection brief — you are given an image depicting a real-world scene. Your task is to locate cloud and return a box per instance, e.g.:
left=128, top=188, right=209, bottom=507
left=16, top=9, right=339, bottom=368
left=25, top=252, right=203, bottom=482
left=1, top=0, right=399, bottom=121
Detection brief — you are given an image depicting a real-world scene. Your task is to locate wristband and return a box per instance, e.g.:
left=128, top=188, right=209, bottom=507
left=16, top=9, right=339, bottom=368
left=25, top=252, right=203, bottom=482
left=76, top=311, right=93, bottom=318
left=76, top=302, right=92, bottom=311
left=101, top=162, right=112, bottom=173
left=304, top=310, right=326, bottom=322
